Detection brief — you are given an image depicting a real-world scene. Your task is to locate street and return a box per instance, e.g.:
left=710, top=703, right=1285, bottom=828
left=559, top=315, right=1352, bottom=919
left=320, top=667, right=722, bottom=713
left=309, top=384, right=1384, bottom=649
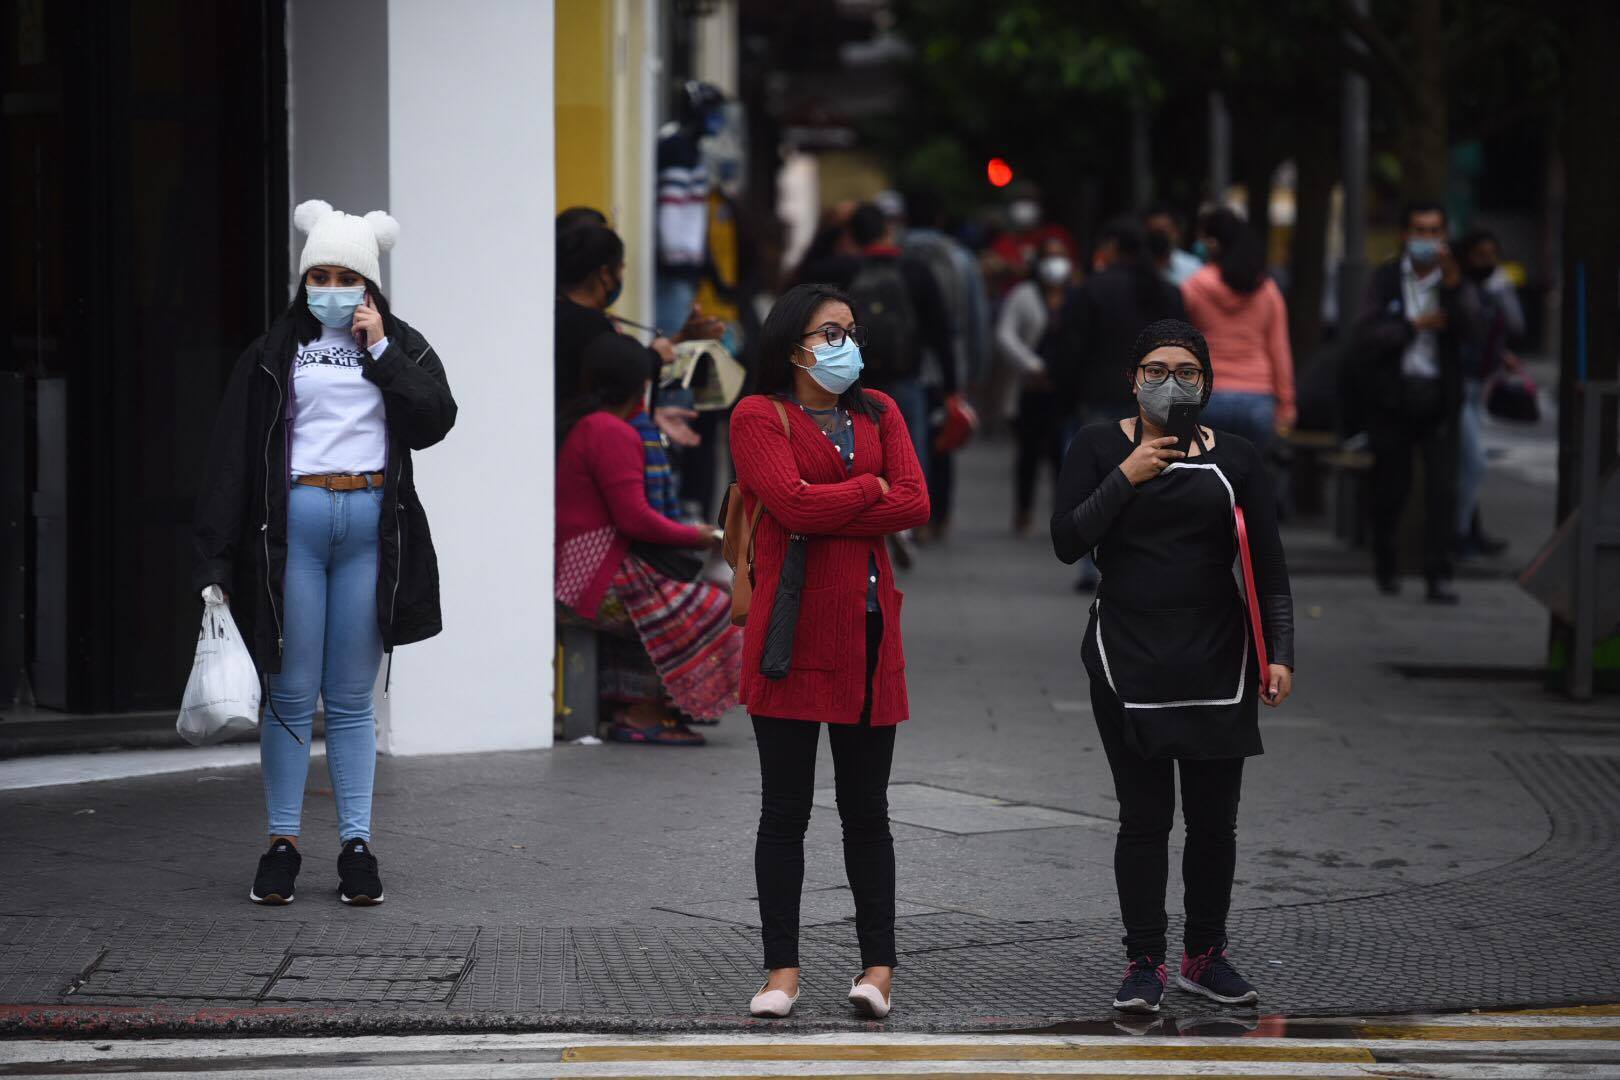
left=2, top=432, right=1617, bottom=1063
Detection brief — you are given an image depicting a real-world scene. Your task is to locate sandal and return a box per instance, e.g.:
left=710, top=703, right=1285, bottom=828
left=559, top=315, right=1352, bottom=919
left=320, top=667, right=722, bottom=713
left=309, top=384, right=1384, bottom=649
left=608, top=716, right=706, bottom=746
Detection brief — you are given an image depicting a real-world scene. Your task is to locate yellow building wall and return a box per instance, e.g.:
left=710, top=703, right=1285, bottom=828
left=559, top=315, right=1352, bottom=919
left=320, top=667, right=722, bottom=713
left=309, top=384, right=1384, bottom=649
left=554, top=0, right=612, bottom=220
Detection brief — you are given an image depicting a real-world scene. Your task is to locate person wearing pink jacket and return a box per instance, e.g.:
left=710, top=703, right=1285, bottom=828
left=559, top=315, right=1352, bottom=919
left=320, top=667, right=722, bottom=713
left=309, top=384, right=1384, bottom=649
left=1181, top=210, right=1295, bottom=450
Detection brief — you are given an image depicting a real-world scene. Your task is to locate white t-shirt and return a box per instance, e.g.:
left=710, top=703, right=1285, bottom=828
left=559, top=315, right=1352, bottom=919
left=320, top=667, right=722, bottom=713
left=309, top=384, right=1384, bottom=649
left=289, top=325, right=389, bottom=478
left=1400, top=256, right=1443, bottom=380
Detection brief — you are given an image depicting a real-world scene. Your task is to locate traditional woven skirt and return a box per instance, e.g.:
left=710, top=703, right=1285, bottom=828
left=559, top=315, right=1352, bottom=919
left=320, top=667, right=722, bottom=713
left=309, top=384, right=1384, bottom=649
left=604, top=554, right=742, bottom=722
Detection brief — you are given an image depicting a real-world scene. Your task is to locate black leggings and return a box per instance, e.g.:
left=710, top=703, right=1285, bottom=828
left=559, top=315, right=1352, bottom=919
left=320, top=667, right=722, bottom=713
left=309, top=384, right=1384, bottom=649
left=752, top=613, right=896, bottom=970
left=1014, top=389, right=1066, bottom=519
left=1093, top=680, right=1245, bottom=961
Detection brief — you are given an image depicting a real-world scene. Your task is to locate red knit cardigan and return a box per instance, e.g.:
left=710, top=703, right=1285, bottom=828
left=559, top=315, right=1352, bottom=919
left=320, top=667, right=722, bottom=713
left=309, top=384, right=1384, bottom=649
left=729, top=391, right=930, bottom=725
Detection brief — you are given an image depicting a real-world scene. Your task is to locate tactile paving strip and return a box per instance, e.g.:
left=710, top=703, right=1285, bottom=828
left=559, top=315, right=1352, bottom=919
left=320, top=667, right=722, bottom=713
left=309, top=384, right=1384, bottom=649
left=1, top=753, right=1614, bottom=1026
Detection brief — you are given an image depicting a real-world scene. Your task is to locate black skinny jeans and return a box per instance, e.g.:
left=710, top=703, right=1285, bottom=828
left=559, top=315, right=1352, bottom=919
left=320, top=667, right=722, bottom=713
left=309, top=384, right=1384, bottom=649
left=1093, top=679, right=1245, bottom=962
left=753, top=613, right=896, bottom=971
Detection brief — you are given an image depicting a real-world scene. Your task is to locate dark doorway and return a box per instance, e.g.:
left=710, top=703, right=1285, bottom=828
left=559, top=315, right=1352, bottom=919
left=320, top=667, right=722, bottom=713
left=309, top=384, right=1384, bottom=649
left=2, top=0, right=288, bottom=716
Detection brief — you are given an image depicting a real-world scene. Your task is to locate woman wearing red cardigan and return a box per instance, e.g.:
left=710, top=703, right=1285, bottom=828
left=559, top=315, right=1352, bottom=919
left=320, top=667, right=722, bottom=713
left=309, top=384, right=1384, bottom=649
left=730, top=284, right=930, bottom=1020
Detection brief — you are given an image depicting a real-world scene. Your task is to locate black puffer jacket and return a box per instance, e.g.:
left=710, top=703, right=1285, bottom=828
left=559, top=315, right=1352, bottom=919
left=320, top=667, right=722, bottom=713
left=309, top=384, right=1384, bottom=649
left=192, top=305, right=457, bottom=675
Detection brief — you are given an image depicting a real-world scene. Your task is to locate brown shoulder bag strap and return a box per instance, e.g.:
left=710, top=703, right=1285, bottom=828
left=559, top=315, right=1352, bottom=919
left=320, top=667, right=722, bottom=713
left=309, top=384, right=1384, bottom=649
left=744, top=399, right=792, bottom=569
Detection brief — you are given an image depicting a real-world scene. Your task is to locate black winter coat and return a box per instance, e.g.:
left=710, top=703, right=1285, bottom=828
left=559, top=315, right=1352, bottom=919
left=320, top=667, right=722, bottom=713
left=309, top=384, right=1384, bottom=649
left=192, top=306, right=457, bottom=675
left=1350, top=259, right=1481, bottom=424
left=1055, top=263, right=1187, bottom=416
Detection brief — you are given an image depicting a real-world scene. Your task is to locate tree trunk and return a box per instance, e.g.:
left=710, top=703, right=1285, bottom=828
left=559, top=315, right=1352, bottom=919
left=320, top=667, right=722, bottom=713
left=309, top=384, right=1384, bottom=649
left=1399, top=0, right=1449, bottom=198
left=1287, top=120, right=1336, bottom=366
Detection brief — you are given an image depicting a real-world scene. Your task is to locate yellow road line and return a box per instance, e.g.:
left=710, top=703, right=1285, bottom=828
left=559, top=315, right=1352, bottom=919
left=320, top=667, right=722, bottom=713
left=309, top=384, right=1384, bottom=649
left=563, top=1043, right=1375, bottom=1063
left=1352, top=1023, right=1620, bottom=1041
left=1480, top=1003, right=1620, bottom=1017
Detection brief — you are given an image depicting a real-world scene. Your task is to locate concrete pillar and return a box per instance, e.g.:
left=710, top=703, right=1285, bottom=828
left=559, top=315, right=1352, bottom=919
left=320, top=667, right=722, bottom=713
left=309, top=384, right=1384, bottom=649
left=376, top=0, right=556, bottom=754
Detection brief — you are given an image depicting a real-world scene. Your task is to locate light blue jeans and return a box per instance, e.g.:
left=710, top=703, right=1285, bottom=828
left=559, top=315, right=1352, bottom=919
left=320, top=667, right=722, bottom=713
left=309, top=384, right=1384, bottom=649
left=1456, top=377, right=1486, bottom=536
left=263, top=484, right=385, bottom=842
left=1201, top=391, right=1276, bottom=453
left=885, top=376, right=931, bottom=492
left=655, top=275, right=699, bottom=337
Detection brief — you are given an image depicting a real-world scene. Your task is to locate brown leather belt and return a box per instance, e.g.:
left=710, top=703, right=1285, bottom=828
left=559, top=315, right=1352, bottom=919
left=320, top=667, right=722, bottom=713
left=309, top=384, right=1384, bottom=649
left=295, top=472, right=385, bottom=491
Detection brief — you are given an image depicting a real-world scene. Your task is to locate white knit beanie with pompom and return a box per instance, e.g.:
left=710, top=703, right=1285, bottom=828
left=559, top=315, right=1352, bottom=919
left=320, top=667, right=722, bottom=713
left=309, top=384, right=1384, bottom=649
left=294, top=199, right=400, bottom=284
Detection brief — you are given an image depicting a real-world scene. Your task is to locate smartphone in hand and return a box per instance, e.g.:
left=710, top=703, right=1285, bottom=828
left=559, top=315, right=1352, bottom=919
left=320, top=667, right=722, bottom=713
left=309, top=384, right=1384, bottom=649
left=1165, top=401, right=1202, bottom=453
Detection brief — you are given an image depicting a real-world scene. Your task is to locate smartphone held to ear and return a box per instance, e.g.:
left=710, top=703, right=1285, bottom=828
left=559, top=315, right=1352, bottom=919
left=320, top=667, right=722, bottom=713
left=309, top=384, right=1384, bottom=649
left=1164, top=401, right=1202, bottom=451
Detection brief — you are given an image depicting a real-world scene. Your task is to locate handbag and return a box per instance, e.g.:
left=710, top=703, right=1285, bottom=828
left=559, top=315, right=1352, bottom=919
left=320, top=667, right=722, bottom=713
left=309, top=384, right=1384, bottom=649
left=1486, top=371, right=1541, bottom=423
left=629, top=541, right=704, bottom=583
left=719, top=398, right=791, bottom=625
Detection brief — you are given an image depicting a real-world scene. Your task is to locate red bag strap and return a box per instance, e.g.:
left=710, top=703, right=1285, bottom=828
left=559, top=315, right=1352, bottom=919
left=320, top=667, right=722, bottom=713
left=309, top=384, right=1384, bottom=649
left=1234, top=506, right=1270, bottom=676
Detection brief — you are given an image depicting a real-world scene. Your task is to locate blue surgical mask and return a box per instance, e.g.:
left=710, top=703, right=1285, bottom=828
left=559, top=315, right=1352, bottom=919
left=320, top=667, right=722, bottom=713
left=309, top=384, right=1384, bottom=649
left=1407, top=237, right=1442, bottom=264
left=796, top=339, right=864, bottom=396
left=307, top=286, right=365, bottom=329
left=1191, top=240, right=1210, bottom=261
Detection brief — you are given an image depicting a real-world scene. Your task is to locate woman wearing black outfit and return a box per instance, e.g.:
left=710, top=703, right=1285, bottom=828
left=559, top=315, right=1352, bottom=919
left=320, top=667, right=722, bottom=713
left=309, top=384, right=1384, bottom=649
left=1051, top=319, right=1294, bottom=1014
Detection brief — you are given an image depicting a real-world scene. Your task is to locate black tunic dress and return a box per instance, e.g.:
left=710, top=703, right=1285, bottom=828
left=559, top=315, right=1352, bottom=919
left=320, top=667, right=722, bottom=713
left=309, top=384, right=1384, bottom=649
left=1051, top=421, right=1294, bottom=760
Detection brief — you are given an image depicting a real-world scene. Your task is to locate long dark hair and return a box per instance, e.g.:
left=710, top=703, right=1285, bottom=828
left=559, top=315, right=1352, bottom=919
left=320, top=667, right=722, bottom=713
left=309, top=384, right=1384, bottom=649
left=559, top=333, right=652, bottom=441
left=291, top=274, right=392, bottom=346
left=1202, top=208, right=1266, bottom=295
left=750, top=283, right=886, bottom=422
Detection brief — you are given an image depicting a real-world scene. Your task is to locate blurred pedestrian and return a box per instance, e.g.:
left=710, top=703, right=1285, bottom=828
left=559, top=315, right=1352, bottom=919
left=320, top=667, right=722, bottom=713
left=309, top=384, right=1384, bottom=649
left=194, top=200, right=457, bottom=907
left=555, top=335, right=738, bottom=746
left=845, top=202, right=953, bottom=566
left=1454, top=229, right=1520, bottom=560
left=1051, top=319, right=1294, bottom=1015
left=900, top=187, right=991, bottom=542
left=731, top=284, right=930, bottom=1020
left=555, top=223, right=717, bottom=449
left=988, top=183, right=1076, bottom=290
left=1351, top=201, right=1482, bottom=603
left=1055, top=216, right=1186, bottom=589
left=998, top=235, right=1077, bottom=534
left=1182, top=209, right=1296, bottom=451
left=655, top=80, right=725, bottom=333
left=1143, top=203, right=1203, bottom=286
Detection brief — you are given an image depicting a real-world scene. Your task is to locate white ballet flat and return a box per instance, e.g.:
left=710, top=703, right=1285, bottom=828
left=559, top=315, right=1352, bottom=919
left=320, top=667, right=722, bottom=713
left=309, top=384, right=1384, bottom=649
left=749, top=982, right=799, bottom=1018
left=848, top=974, right=892, bottom=1019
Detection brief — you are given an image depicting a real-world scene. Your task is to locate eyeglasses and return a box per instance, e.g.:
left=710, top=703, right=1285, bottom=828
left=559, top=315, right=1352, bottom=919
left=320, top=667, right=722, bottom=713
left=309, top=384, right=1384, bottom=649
left=1137, top=362, right=1204, bottom=389
left=802, top=325, right=868, bottom=349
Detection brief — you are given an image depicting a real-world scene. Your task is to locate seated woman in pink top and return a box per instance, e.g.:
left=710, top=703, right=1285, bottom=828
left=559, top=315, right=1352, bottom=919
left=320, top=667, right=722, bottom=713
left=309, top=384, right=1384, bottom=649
left=1182, top=210, right=1295, bottom=450
left=555, top=334, right=740, bottom=746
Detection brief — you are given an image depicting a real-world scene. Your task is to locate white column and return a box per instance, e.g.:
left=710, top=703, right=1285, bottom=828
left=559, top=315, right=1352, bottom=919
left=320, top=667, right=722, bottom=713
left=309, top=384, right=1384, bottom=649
left=377, top=0, right=555, bottom=755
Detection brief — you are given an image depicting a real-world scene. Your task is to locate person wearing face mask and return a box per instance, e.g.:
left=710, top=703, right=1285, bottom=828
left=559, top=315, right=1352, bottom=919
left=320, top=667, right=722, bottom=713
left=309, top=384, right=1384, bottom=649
left=989, top=186, right=1076, bottom=295
left=1351, top=201, right=1483, bottom=603
left=554, top=223, right=721, bottom=451
left=729, top=284, right=931, bottom=1020
left=997, top=237, right=1079, bottom=534
left=554, top=335, right=737, bottom=746
left=1052, top=319, right=1293, bottom=1015
left=193, top=200, right=457, bottom=907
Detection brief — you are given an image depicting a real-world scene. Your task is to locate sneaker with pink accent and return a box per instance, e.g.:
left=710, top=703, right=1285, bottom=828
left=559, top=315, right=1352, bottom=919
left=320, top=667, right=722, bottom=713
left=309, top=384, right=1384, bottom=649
left=1175, top=945, right=1258, bottom=1005
left=1112, top=955, right=1167, bottom=1013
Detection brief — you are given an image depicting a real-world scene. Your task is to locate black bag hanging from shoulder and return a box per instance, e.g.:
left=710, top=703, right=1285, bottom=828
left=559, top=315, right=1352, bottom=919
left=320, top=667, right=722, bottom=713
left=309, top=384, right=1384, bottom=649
left=759, top=536, right=808, bottom=680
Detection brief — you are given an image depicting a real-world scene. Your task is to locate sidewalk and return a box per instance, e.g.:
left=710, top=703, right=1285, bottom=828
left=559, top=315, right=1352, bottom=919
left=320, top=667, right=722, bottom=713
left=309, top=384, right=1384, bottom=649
left=1, top=439, right=1616, bottom=1035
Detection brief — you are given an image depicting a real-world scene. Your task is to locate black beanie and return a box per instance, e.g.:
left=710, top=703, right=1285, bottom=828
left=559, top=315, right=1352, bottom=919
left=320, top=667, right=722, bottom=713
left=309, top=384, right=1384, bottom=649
left=1130, top=318, right=1214, bottom=404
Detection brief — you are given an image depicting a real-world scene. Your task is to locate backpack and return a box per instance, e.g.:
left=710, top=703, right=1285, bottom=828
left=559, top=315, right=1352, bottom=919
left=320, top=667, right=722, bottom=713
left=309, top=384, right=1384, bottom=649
left=847, top=258, right=920, bottom=385
left=718, top=398, right=790, bottom=626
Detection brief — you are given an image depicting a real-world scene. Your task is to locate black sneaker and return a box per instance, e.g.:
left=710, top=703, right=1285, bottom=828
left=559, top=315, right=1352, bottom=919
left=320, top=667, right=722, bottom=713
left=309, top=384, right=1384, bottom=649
left=1176, top=946, right=1258, bottom=1005
left=1425, top=578, right=1460, bottom=606
left=250, top=837, right=301, bottom=904
left=1112, top=955, right=1166, bottom=1013
left=337, top=837, right=385, bottom=905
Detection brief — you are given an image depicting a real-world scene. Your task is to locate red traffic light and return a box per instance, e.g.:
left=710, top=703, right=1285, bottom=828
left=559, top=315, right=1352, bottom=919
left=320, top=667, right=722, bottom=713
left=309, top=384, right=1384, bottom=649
left=987, top=158, right=1014, bottom=188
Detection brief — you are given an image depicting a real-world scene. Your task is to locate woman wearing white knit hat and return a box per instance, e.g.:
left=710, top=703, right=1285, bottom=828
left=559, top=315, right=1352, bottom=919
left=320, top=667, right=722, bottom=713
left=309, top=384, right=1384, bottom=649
left=194, top=200, right=456, bottom=907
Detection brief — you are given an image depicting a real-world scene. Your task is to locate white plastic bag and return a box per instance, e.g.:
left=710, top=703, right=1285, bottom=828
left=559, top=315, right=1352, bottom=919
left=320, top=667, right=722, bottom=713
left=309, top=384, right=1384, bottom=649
left=176, top=586, right=262, bottom=746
